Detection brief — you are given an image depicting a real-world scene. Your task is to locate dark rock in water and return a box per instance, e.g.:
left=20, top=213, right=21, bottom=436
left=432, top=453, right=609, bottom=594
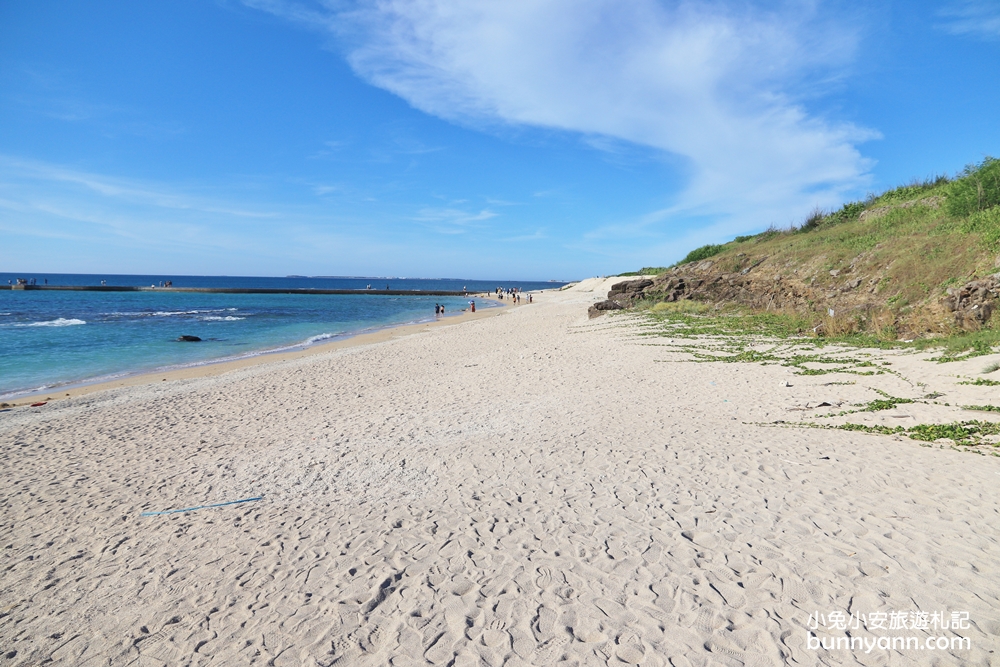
left=177, top=335, right=202, bottom=342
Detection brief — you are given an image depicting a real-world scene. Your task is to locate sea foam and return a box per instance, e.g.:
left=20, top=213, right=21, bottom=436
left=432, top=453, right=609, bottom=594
left=17, top=318, right=87, bottom=327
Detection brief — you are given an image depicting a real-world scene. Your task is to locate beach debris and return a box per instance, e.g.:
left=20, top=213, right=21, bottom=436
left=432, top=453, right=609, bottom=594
left=141, top=496, right=263, bottom=516
left=30, top=402, right=47, bottom=407
left=176, top=335, right=202, bottom=342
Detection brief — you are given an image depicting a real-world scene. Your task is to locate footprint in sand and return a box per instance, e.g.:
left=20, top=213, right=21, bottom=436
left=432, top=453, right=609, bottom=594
left=451, top=575, right=477, bottom=597
left=705, top=635, right=747, bottom=663
left=693, top=609, right=726, bottom=633
left=361, top=620, right=394, bottom=654
left=423, top=632, right=456, bottom=665
left=532, top=635, right=569, bottom=664
left=480, top=620, right=509, bottom=649
left=615, top=630, right=647, bottom=664
left=535, top=605, right=558, bottom=638
left=509, top=626, right=536, bottom=659
left=330, top=634, right=363, bottom=664
left=571, top=618, right=607, bottom=643
left=779, top=629, right=807, bottom=664
left=594, top=597, right=637, bottom=626
left=642, top=543, right=663, bottom=566
left=396, top=625, right=423, bottom=656
left=606, top=539, right=629, bottom=560
left=708, top=578, right=747, bottom=608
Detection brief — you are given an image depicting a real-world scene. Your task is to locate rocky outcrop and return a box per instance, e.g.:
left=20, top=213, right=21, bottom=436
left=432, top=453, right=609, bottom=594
left=587, top=279, right=653, bottom=318
left=591, top=258, right=1000, bottom=333
left=943, top=276, right=1000, bottom=327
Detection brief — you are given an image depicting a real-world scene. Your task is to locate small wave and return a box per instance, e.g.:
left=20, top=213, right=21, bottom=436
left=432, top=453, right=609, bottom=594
left=17, top=318, right=87, bottom=327
left=151, top=309, right=227, bottom=317
left=200, top=316, right=246, bottom=321
left=103, top=308, right=234, bottom=318
left=304, top=332, right=338, bottom=345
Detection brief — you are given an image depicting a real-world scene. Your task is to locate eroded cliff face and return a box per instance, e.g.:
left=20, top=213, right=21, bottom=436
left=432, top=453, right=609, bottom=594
left=589, top=258, right=999, bottom=333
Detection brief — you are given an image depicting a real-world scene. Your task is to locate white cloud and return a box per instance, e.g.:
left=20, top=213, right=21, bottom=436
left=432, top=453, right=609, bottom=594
left=248, top=0, right=878, bottom=236
left=939, top=1, right=1000, bottom=39
left=414, top=206, right=497, bottom=233
left=0, top=156, right=278, bottom=219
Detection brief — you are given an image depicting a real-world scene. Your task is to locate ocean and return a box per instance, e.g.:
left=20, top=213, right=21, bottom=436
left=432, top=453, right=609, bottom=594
left=0, top=273, right=565, bottom=398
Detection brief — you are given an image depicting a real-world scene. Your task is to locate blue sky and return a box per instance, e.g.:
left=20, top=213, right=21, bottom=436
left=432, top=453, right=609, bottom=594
left=1, top=0, right=998, bottom=280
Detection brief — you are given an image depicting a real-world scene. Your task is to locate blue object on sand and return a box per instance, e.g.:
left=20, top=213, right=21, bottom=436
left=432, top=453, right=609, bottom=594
left=141, top=496, right=263, bottom=516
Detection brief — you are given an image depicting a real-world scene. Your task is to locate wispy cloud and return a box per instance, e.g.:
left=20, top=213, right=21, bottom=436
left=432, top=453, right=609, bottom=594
left=939, top=1, right=1000, bottom=39
left=247, top=0, right=877, bottom=236
left=0, top=156, right=278, bottom=219
left=0, top=155, right=430, bottom=274
left=414, top=206, right=497, bottom=233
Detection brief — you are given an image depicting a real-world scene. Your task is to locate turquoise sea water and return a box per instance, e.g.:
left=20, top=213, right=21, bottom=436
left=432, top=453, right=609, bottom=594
left=0, top=274, right=562, bottom=398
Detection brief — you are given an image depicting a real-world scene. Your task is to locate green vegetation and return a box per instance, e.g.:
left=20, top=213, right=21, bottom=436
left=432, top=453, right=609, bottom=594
left=959, top=206, right=1000, bottom=251
left=616, top=154, right=1000, bottom=358
left=962, top=404, right=1000, bottom=412
left=837, top=420, right=1000, bottom=446
left=946, top=157, right=1000, bottom=217
left=679, top=244, right=724, bottom=264
left=621, top=157, right=1000, bottom=280
left=638, top=301, right=1000, bottom=361
left=857, top=394, right=914, bottom=412
left=617, top=266, right=670, bottom=277
left=958, top=377, right=1000, bottom=386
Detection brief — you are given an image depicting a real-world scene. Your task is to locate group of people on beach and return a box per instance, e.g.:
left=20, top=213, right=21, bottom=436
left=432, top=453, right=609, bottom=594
left=432, top=288, right=533, bottom=316
left=495, top=287, right=531, bottom=304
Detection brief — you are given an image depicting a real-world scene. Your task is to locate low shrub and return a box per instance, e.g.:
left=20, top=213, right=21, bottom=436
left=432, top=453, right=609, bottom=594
left=960, top=206, right=1000, bottom=250
left=947, top=157, right=1000, bottom=217
left=681, top=244, right=724, bottom=264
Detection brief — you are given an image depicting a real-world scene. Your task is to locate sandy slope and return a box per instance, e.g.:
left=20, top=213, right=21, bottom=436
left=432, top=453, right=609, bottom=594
left=1, top=279, right=999, bottom=666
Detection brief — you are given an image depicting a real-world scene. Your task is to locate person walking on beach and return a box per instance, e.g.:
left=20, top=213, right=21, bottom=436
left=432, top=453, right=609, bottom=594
left=470, top=301, right=476, bottom=313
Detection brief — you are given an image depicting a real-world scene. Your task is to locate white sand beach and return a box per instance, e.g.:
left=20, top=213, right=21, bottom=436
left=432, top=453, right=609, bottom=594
left=2, top=280, right=999, bottom=666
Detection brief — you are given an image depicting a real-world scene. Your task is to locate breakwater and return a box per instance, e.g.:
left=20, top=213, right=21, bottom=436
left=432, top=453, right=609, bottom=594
left=3, top=285, right=473, bottom=296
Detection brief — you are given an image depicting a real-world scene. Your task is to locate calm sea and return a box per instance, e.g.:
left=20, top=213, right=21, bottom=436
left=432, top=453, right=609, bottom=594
left=0, top=273, right=565, bottom=398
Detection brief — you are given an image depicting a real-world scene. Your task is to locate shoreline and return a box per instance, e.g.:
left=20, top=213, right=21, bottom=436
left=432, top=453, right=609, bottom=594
left=0, top=297, right=511, bottom=407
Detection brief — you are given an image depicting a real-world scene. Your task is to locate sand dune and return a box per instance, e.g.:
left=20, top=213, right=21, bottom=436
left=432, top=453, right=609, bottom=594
left=2, top=279, right=998, bottom=665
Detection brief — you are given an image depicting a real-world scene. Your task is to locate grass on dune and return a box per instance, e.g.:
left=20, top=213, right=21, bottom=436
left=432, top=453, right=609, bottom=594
left=622, top=157, right=1000, bottom=358
left=638, top=301, right=1000, bottom=361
